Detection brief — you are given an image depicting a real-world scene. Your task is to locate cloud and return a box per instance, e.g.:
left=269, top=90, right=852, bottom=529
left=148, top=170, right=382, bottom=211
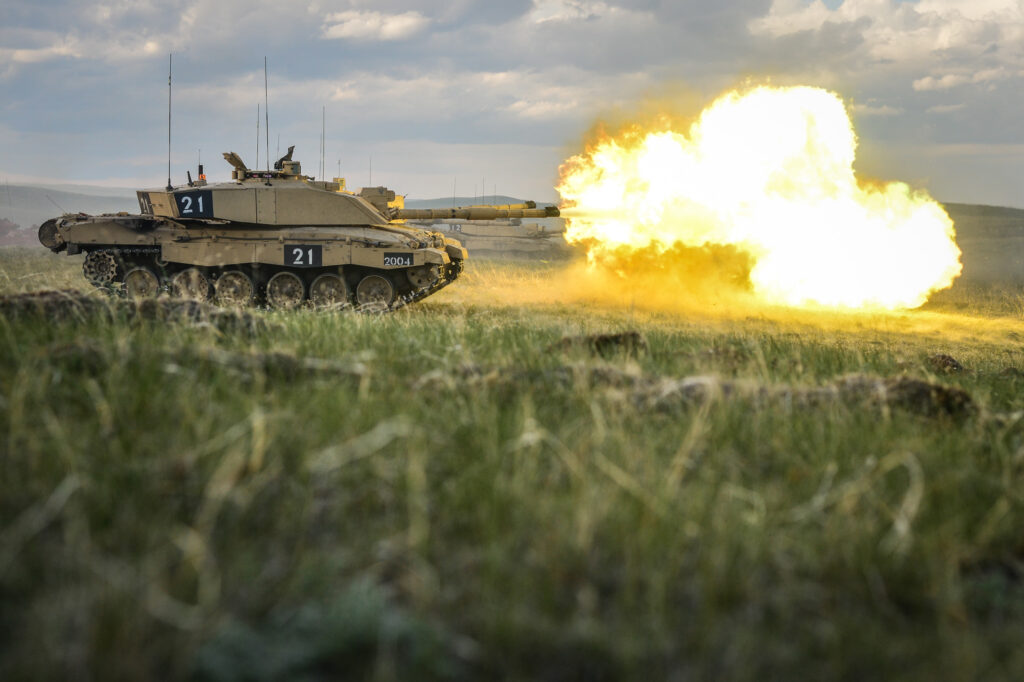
left=743, top=0, right=1024, bottom=149
left=0, top=41, right=80, bottom=64
left=927, top=103, right=966, bottom=114
left=529, top=0, right=615, bottom=23
left=913, top=67, right=1013, bottom=91
left=912, top=74, right=970, bottom=91
left=322, top=10, right=430, bottom=41
left=747, top=0, right=1024, bottom=74
left=852, top=102, right=902, bottom=116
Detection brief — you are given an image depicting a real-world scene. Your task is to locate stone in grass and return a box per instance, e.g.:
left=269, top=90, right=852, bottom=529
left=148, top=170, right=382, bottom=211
left=549, top=331, right=648, bottom=358
left=835, top=375, right=975, bottom=419
left=641, top=373, right=975, bottom=420
left=927, top=353, right=964, bottom=373
left=0, top=288, right=268, bottom=334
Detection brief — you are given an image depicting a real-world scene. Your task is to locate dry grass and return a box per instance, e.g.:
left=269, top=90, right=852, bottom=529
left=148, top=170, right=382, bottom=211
left=3, top=245, right=1024, bottom=680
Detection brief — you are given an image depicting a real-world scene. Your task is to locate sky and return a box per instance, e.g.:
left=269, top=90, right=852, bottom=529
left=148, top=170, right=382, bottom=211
left=1, top=0, right=1022, bottom=206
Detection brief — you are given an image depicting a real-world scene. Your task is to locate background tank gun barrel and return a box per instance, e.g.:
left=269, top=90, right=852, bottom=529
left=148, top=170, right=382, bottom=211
left=392, top=203, right=560, bottom=221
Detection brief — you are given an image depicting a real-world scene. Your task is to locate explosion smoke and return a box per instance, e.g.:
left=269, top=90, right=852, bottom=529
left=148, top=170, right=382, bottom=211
left=558, top=86, right=963, bottom=311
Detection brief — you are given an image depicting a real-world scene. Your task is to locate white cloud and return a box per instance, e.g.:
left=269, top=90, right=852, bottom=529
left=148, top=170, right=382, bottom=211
left=529, top=0, right=607, bottom=23
left=912, top=74, right=970, bottom=91
left=927, top=103, right=966, bottom=114
left=748, top=0, right=835, bottom=36
left=302, top=66, right=647, bottom=124
left=913, top=67, right=1013, bottom=90
left=748, top=0, right=1024, bottom=119
left=0, top=41, right=80, bottom=65
left=322, top=10, right=430, bottom=41
left=750, top=0, right=1024, bottom=62
left=852, top=102, right=902, bottom=116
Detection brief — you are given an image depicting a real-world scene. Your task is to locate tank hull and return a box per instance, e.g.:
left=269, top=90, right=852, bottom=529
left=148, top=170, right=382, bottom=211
left=41, top=213, right=467, bottom=309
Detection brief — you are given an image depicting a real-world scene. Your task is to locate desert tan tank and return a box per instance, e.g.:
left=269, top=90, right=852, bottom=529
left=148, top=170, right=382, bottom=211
left=37, top=148, right=559, bottom=310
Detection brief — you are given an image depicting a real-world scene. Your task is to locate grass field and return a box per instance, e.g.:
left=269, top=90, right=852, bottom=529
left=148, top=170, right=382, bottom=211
left=3, top=244, right=1024, bottom=680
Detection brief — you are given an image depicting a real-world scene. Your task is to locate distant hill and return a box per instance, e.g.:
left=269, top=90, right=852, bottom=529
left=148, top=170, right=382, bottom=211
left=0, top=217, right=36, bottom=246
left=944, top=203, right=1024, bottom=284
left=0, top=184, right=136, bottom=232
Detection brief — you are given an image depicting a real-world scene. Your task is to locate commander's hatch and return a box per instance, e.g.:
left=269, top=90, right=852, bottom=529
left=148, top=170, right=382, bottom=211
left=223, top=148, right=307, bottom=182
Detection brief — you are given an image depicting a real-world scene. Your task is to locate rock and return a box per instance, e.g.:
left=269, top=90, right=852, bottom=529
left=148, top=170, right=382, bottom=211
left=927, top=353, right=964, bottom=373
left=548, top=331, right=648, bottom=358
left=637, top=372, right=974, bottom=419
left=835, top=374, right=975, bottom=419
left=0, top=289, right=270, bottom=334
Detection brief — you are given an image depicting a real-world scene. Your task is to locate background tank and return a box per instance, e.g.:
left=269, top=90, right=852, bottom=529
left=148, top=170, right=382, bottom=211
left=38, top=148, right=559, bottom=310
left=404, top=211, right=570, bottom=259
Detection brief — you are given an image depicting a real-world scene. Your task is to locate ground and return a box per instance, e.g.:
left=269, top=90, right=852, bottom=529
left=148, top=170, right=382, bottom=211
left=2, top=244, right=1024, bottom=681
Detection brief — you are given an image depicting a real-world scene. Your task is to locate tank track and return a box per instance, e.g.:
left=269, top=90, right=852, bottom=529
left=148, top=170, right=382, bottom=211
left=79, top=246, right=463, bottom=312
left=390, top=260, right=463, bottom=311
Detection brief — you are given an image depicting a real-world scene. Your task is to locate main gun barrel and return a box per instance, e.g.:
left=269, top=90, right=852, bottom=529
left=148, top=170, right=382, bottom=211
left=392, top=202, right=560, bottom=221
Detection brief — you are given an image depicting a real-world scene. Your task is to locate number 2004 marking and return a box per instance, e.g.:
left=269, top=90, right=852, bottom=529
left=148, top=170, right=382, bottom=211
left=383, top=253, right=413, bottom=266
left=285, top=245, right=322, bottom=267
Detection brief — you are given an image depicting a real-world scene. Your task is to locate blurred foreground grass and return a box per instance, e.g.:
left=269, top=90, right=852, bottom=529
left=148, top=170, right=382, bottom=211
left=3, top=246, right=1024, bottom=680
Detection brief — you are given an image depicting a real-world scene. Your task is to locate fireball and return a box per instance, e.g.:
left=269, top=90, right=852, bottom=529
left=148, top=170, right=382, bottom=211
left=558, top=86, right=962, bottom=310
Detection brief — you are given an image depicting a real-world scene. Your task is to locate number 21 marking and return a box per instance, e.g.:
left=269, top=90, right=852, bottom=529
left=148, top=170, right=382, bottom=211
left=180, top=195, right=203, bottom=214
left=292, top=247, right=314, bottom=265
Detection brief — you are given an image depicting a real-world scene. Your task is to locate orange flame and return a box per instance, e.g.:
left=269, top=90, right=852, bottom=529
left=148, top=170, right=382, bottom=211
left=558, top=86, right=963, bottom=310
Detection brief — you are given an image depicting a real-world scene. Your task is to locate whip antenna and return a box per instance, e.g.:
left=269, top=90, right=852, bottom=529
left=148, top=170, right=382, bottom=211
left=264, top=57, right=270, bottom=182
left=166, top=53, right=173, bottom=191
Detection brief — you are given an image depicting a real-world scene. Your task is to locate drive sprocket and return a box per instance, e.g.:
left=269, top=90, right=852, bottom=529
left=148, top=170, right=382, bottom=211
left=82, top=250, right=120, bottom=288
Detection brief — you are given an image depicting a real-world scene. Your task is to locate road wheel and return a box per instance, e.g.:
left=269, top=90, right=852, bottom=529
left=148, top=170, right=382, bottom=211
left=266, top=271, right=305, bottom=309
left=215, top=270, right=255, bottom=307
left=407, top=264, right=440, bottom=290
left=124, top=267, right=160, bottom=298
left=309, top=273, right=349, bottom=308
left=355, top=274, right=394, bottom=308
left=171, top=268, right=212, bottom=301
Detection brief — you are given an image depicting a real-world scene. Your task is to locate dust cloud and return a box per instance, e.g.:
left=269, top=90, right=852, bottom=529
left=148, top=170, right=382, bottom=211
left=440, top=253, right=1024, bottom=351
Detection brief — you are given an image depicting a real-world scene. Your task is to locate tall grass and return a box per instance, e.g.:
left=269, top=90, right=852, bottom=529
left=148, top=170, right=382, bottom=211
left=2, top=245, right=1024, bottom=680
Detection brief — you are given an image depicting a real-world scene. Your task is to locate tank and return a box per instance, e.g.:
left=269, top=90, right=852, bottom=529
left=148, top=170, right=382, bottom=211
left=37, top=148, right=559, bottom=310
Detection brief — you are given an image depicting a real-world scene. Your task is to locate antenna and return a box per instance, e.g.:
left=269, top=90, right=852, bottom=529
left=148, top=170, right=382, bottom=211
left=321, top=105, right=326, bottom=182
left=369, top=156, right=372, bottom=186
left=166, top=54, right=173, bottom=191
left=256, top=103, right=260, bottom=169
left=46, top=194, right=66, bottom=213
left=452, top=178, right=456, bottom=208
left=264, top=57, right=270, bottom=181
